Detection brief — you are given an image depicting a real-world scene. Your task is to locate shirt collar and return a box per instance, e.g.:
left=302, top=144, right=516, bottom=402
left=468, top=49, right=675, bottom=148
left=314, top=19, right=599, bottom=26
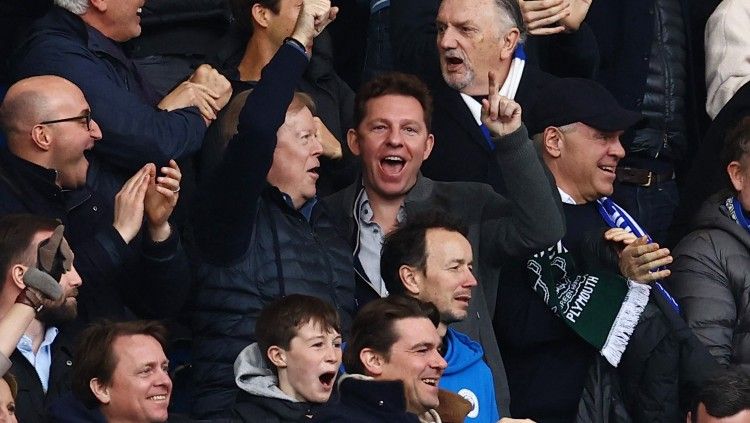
left=558, top=187, right=578, bottom=205
left=356, top=189, right=406, bottom=225
left=18, top=326, right=59, bottom=355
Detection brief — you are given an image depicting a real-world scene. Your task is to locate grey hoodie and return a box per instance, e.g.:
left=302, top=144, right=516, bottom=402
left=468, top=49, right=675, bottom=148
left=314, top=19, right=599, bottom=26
left=233, top=343, right=301, bottom=403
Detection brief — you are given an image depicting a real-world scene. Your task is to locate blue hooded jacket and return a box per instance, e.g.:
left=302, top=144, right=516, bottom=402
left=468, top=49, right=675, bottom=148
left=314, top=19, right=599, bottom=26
left=440, top=328, right=500, bottom=423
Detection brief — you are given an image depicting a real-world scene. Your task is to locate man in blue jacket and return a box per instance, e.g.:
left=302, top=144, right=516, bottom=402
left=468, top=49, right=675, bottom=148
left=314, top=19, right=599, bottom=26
left=381, top=213, right=503, bottom=423
left=11, top=0, right=232, bottom=172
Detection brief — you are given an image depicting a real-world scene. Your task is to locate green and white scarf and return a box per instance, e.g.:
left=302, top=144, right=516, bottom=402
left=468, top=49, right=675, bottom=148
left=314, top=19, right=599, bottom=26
left=527, top=241, right=650, bottom=366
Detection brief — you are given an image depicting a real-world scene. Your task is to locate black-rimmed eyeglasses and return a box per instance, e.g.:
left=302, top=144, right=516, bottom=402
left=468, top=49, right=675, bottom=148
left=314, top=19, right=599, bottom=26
left=40, top=110, right=92, bottom=131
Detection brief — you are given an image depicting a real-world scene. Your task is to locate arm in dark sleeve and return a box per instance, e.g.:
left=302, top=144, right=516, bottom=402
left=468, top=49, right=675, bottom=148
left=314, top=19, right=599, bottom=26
left=480, top=125, right=566, bottom=262
left=390, top=0, right=443, bottom=81
left=667, top=235, right=736, bottom=367
left=15, top=41, right=207, bottom=170
left=191, top=44, right=310, bottom=265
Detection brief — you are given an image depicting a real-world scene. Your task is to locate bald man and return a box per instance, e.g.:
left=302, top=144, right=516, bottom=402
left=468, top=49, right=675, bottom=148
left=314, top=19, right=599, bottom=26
left=0, top=75, right=191, bottom=324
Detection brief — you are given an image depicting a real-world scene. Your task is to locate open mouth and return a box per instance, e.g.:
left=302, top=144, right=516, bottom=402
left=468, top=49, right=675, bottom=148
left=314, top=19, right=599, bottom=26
left=380, top=156, right=405, bottom=175
left=147, top=394, right=168, bottom=401
left=422, top=378, right=438, bottom=387
left=319, top=371, right=336, bottom=388
left=598, top=165, right=616, bottom=175
left=455, top=295, right=471, bottom=304
left=307, top=166, right=320, bottom=177
left=446, top=57, right=463, bottom=65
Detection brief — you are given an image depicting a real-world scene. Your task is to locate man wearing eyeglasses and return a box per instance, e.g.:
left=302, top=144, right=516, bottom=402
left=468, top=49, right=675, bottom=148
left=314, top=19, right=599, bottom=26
left=10, top=0, right=233, bottom=172
left=0, top=75, right=192, bottom=328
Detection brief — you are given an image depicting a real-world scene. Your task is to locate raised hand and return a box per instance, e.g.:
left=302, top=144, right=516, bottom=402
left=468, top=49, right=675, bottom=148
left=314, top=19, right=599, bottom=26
left=113, top=165, right=150, bottom=243
left=518, top=0, right=571, bottom=35
left=618, top=236, right=673, bottom=283
left=291, top=0, right=339, bottom=49
left=314, top=117, right=343, bottom=159
left=144, top=160, right=181, bottom=242
left=189, top=64, right=233, bottom=112
left=481, top=70, right=522, bottom=138
left=158, top=80, right=221, bottom=121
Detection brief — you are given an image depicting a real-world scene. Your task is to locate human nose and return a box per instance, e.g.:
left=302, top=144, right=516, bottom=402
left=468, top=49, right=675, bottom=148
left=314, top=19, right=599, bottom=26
left=323, top=344, right=339, bottom=363
left=89, top=118, right=103, bottom=141
left=155, top=367, right=173, bottom=389
left=438, top=27, right=457, bottom=50
left=610, top=138, right=625, bottom=159
left=311, top=134, right=324, bottom=157
left=464, top=269, right=478, bottom=288
left=64, top=265, right=83, bottom=288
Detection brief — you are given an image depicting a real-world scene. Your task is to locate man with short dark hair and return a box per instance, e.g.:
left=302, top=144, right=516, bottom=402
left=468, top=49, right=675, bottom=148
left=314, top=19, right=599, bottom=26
left=688, top=369, right=750, bottom=423
left=313, top=295, right=467, bottom=423
left=232, top=294, right=342, bottom=422
left=0, top=215, right=81, bottom=423
left=71, top=320, right=171, bottom=423
left=323, top=71, right=564, bottom=415
left=381, top=213, right=501, bottom=423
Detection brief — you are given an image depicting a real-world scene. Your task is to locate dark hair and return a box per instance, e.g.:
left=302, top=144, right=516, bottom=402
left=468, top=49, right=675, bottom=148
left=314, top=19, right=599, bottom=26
left=353, top=72, right=433, bottom=130
left=230, top=0, right=282, bottom=37
left=72, top=320, right=168, bottom=408
left=344, top=295, right=440, bottom=375
left=256, top=294, right=341, bottom=366
left=2, top=372, right=17, bottom=399
left=380, top=212, right=468, bottom=296
left=0, top=214, right=60, bottom=293
left=722, top=116, right=750, bottom=191
left=692, top=369, right=750, bottom=422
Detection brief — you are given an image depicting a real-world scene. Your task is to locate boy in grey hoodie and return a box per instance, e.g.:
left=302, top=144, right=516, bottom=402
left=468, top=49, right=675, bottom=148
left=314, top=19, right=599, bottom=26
left=232, top=295, right=342, bottom=422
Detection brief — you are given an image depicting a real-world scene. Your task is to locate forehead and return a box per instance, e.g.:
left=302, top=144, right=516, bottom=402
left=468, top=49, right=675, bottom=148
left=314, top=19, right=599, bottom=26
left=292, top=319, right=340, bottom=340
left=112, top=335, right=166, bottom=368
left=362, top=94, right=426, bottom=124
left=390, top=317, right=440, bottom=349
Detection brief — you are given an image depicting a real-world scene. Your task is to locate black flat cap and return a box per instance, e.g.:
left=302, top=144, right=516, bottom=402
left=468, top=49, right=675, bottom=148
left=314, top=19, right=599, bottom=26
left=526, top=78, right=643, bottom=136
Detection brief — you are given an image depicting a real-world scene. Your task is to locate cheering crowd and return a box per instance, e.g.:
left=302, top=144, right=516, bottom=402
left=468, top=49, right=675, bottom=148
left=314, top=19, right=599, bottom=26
left=1, top=0, right=750, bottom=422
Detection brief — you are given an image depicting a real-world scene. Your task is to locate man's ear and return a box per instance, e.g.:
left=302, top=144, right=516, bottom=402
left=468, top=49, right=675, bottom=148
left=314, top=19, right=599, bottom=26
left=542, top=127, right=563, bottom=159
left=88, top=0, right=108, bottom=13
left=423, top=134, right=435, bottom=161
left=30, top=125, right=52, bottom=152
left=347, top=129, right=361, bottom=156
left=499, top=28, right=521, bottom=61
left=399, top=265, right=422, bottom=296
left=9, top=264, right=28, bottom=291
left=727, top=161, right=745, bottom=193
left=267, top=346, right=288, bottom=369
left=251, top=3, right=271, bottom=29
left=90, top=378, right=111, bottom=405
left=360, top=348, right=384, bottom=377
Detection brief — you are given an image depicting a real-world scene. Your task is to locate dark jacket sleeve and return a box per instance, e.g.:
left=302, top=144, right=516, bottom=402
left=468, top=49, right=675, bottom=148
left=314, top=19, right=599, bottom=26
left=668, top=231, right=736, bottom=367
left=479, top=125, right=566, bottom=262
left=14, top=36, right=207, bottom=170
left=191, top=44, right=310, bottom=265
left=389, top=0, right=442, bottom=81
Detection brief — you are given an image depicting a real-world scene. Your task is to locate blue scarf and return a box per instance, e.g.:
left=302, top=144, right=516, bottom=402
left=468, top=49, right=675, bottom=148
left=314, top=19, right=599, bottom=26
left=596, top=197, right=680, bottom=313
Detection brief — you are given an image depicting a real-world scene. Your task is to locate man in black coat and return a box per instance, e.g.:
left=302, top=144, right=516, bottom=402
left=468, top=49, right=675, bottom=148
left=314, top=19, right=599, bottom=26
left=390, top=0, right=555, bottom=194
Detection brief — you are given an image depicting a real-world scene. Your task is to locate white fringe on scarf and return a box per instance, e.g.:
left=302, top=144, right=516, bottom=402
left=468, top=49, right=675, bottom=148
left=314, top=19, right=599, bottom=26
left=600, top=281, right=651, bottom=366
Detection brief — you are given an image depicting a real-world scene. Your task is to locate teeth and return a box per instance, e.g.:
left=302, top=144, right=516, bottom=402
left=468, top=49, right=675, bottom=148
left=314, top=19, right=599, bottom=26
left=148, top=395, right=167, bottom=401
left=137, top=7, right=142, bottom=13
left=383, top=156, right=404, bottom=162
left=422, top=378, right=437, bottom=386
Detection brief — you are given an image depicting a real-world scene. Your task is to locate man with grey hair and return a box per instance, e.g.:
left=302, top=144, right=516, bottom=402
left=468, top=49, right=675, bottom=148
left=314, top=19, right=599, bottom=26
left=11, top=0, right=232, bottom=172
left=391, top=0, right=556, bottom=195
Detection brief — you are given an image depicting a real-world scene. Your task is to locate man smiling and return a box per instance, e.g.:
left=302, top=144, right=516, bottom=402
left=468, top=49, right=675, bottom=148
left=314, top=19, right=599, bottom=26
left=313, top=295, right=455, bottom=423
left=323, top=71, right=564, bottom=415
left=71, top=321, right=172, bottom=423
